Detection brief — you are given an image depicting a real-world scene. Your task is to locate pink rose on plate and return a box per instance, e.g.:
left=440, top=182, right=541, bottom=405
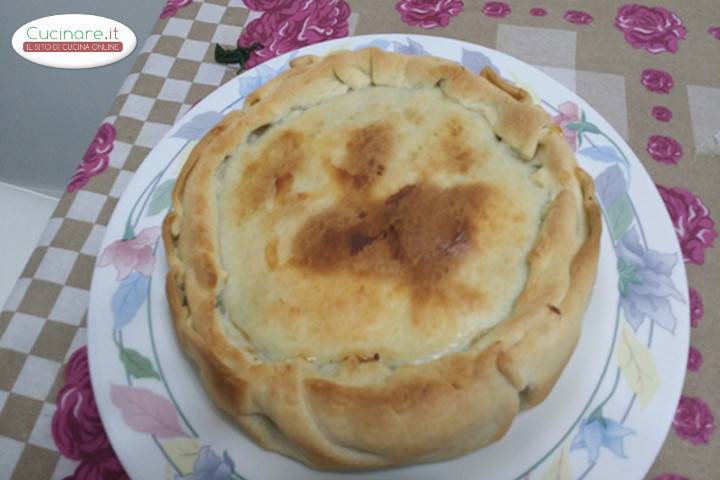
left=529, top=7, right=547, bottom=17
left=658, top=185, right=718, bottom=265
left=710, top=26, right=720, bottom=41
left=98, top=227, right=162, bottom=280
left=551, top=101, right=580, bottom=151
left=67, top=123, right=116, bottom=193
left=482, top=1, right=511, bottom=18
left=673, top=395, right=715, bottom=444
left=395, top=0, right=464, bottom=29
left=641, top=68, right=673, bottom=94
left=689, top=287, right=703, bottom=327
left=238, top=0, right=350, bottom=68
left=646, top=135, right=682, bottom=164
left=52, top=347, right=128, bottom=479
left=687, top=346, right=703, bottom=372
left=654, top=475, right=688, bottom=480
left=651, top=106, right=672, bottom=122
left=564, top=10, right=593, bottom=25
left=159, top=0, right=192, bottom=19
left=614, top=4, right=687, bottom=54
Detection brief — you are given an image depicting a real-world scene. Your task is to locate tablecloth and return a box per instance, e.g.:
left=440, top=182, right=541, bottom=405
left=1, top=1, right=717, bottom=478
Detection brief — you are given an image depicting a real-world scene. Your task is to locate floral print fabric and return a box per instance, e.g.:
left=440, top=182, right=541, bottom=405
left=658, top=186, right=717, bottom=266
left=563, top=10, right=593, bottom=25
left=651, top=106, right=672, bottom=122
left=641, top=68, right=674, bottom=94
left=647, top=135, right=683, bottom=164
left=67, top=123, right=116, bottom=193
left=52, top=347, right=128, bottom=479
left=237, top=0, right=351, bottom=68
left=689, top=287, right=703, bottom=328
left=159, top=0, right=192, bottom=19
left=395, top=0, right=464, bottom=28
left=481, top=1, right=511, bottom=18
left=614, top=4, right=687, bottom=54
left=673, top=396, right=716, bottom=445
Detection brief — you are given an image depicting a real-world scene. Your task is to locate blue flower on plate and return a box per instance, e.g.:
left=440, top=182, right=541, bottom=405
left=237, top=63, right=282, bottom=99
left=391, top=37, right=428, bottom=56
left=177, top=446, right=235, bottom=480
left=617, top=226, right=682, bottom=333
left=172, top=112, right=224, bottom=140
left=594, top=165, right=627, bottom=209
left=460, top=48, right=499, bottom=75
left=570, top=413, right=635, bottom=463
left=571, top=411, right=634, bottom=464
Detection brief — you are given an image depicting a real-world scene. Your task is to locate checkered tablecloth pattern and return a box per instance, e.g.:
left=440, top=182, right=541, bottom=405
left=1, top=1, right=718, bottom=479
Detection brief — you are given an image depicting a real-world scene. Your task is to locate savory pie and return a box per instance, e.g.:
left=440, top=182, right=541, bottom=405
left=163, top=48, right=601, bottom=470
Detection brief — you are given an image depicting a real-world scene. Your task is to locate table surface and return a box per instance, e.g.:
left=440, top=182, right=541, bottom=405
left=1, top=1, right=717, bottom=479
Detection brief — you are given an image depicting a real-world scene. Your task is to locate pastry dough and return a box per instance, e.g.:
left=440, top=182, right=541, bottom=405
left=163, top=48, right=601, bottom=469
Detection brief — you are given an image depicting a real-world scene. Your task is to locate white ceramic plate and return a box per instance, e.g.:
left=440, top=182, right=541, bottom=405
left=88, top=34, right=689, bottom=480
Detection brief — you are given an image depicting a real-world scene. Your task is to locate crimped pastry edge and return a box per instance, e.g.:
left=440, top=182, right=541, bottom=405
left=162, top=48, right=602, bottom=470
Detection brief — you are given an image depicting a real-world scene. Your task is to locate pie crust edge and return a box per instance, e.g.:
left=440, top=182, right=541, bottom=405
left=162, top=48, right=602, bottom=469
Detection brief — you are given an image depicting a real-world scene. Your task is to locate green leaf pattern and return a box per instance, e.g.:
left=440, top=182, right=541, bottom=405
left=617, top=257, right=641, bottom=296
left=607, top=194, right=634, bottom=241
left=120, top=347, right=160, bottom=379
left=565, top=118, right=601, bottom=149
left=146, top=179, right=175, bottom=216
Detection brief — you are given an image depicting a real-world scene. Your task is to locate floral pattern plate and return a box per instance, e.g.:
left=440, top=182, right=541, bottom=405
left=87, top=34, right=689, bottom=480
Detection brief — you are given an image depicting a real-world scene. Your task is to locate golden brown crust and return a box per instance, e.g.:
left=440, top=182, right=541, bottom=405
left=162, top=48, right=601, bottom=469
